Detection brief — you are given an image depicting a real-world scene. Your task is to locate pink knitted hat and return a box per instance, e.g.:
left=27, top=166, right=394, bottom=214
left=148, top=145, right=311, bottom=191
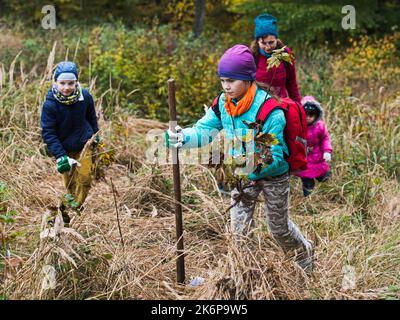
left=301, top=95, right=318, bottom=105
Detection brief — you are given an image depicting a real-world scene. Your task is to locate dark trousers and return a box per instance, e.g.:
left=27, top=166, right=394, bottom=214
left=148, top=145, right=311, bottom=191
left=301, top=172, right=330, bottom=197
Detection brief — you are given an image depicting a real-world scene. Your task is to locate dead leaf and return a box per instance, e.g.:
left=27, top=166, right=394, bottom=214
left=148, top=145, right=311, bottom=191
left=151, top=205, right=159, bottom=217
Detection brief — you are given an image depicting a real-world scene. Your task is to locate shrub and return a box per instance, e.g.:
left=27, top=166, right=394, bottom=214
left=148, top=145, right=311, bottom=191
left=332, top=33, right=400, bottom=97
left=88, top=24, right=228, bottom=124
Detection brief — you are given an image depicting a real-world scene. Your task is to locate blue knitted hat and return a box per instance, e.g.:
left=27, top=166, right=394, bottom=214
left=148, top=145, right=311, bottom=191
left=54, top=61, right=78, bottom=81
left=254, top=14, right=278, bottom=39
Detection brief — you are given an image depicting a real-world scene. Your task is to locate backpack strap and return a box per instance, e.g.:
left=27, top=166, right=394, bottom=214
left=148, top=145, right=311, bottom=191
left=255, top=97, right=287, bottom=158
left=256, top=96, right=285, bottom=125
left=211, top=92, right=223, bottom=121
left=292, top=100, right=308, bottom=148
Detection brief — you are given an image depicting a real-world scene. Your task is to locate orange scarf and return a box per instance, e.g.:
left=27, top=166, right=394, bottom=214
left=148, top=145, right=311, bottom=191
left=224, top=83, right=257, bottom=117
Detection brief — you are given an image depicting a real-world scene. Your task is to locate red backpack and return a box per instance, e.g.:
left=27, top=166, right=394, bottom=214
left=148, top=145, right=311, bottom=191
left=256, top=97, right=308, bottom=174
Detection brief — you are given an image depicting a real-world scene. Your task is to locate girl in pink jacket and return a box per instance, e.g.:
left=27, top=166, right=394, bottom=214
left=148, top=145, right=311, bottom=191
left=297, top=96, right=333, bottom=196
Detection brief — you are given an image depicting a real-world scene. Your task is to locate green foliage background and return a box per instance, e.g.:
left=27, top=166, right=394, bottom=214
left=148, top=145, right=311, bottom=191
left=1, top=0, right=398, bottom=124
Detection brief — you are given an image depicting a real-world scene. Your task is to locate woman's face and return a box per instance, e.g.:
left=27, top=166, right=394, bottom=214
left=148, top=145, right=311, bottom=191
left=56, top=80, right=77, bottom=96
left=258, top=35, right=278, bottom=53
left=220, top=78, right=251, bottom=100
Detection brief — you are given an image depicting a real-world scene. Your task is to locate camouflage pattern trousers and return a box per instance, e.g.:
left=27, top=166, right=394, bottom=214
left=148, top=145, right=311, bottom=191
left=230, top=172, right=309, bottom=252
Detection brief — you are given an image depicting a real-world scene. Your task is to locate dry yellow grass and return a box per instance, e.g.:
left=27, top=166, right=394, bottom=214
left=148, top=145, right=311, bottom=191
left=1, top=116, right=399, bottom=300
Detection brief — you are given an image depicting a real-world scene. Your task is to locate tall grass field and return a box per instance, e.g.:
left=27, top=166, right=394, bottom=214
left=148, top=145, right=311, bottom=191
left=0, top=25, right=399, bottom=300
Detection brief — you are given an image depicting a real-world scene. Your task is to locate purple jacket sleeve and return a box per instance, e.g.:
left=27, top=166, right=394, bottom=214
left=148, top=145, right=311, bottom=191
left=285, top=47, right=301, bottom=103
left=319, top=122, right=333, bottom=153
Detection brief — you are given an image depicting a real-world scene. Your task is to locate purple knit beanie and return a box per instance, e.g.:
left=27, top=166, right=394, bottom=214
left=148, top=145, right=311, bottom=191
left=217, top=45, right=256, bottom=81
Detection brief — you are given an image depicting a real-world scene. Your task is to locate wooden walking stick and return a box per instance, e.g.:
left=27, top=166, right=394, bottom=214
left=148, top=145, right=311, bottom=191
left=167, top=78, right=185, bottom=284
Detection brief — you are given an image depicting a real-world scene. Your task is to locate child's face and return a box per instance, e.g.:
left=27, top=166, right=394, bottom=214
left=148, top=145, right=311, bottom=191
left=258, top=35, right=278, bottom=53
left=56, top=80, right=77, bottom=96
left=220, top=78, right=250, bottom=100
left=306, top=114, right=316, bottom=125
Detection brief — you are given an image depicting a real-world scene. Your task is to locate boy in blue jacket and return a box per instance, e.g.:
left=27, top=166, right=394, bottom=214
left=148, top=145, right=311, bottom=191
left=41, top=61, right=99, bottom=224
left=165, top=45, right=314, bottom=274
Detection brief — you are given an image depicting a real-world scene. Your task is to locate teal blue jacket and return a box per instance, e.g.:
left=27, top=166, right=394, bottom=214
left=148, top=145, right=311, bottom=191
left=182, top=86, right=289, bottom=180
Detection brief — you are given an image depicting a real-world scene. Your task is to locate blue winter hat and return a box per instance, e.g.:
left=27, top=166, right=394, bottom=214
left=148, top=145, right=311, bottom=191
left=54, top=61, right=78, bottom=81
left=254, top=14, right=279, bottom=39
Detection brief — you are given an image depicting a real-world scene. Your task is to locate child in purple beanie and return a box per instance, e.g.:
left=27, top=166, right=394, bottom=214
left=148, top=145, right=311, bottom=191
left=165, top=45, right=314, bottom=274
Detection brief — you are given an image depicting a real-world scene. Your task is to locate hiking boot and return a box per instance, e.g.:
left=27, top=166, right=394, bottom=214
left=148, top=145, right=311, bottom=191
left=303, top=188, right=313, bottom=197
left=58, top=203, right=70, bottom=227
left=61, top=212, right=71, bottom=227
left=296, top=240, right=315, bottom=275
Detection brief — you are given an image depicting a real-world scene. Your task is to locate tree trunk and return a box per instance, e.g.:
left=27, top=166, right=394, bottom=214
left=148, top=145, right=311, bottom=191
left=193, top=0, right=206, bottom=38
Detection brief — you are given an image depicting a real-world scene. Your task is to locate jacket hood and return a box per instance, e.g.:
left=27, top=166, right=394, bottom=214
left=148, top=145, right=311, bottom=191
left=301, top=95, right=324, bottom=122
left=46, top=89, right=57, bottom=101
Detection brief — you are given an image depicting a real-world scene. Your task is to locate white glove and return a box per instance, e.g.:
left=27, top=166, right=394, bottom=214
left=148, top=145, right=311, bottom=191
left=323, top=152, right=331, bottom=162
left=166, top=125, right=184, bottom=149
left=56, top=156, right=81, bottom=167
left=68, top=157, right=81, bottom=167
